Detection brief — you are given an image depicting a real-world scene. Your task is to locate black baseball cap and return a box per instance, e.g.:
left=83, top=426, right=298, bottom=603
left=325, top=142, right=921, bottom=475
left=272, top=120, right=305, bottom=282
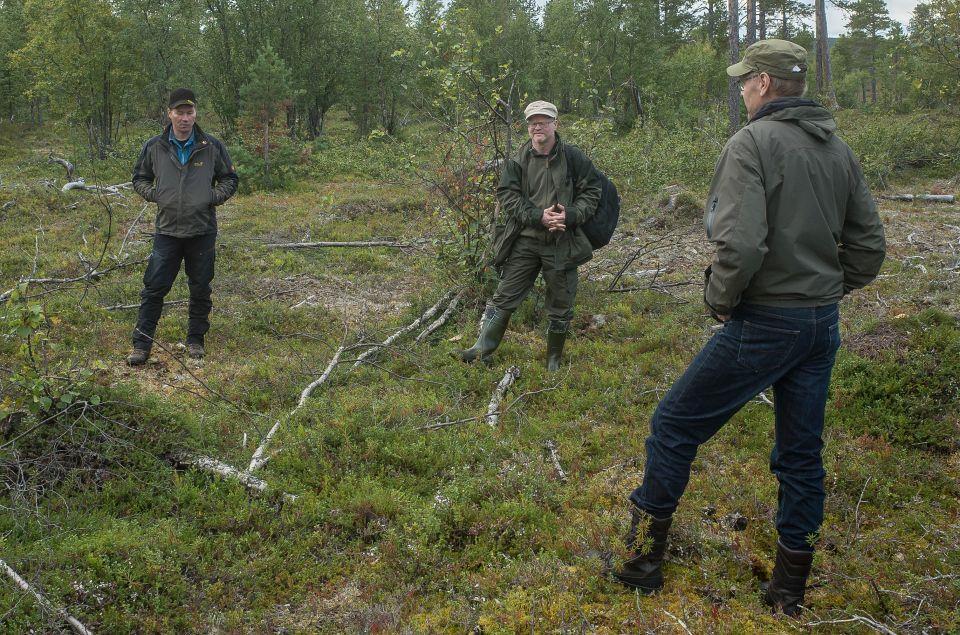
left=168, top=88, right=197, bottom=109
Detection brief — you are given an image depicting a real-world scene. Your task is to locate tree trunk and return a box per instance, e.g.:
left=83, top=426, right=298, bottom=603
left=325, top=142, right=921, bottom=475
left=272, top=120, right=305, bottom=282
left=747, top=0, right=757, bottom=45
left=781, top=5, right=788, bottom=39
left=815, top=0, right=838, bottom=107
left=728, top=0, right=741, bottom=136
left=263, top=118, right=270, bottom=187
left=759, top=0, right=767, bottom=39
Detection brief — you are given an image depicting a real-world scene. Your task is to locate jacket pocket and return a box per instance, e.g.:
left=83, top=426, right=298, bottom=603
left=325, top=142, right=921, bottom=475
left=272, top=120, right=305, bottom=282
left=736, top=320, right=800, bottom=371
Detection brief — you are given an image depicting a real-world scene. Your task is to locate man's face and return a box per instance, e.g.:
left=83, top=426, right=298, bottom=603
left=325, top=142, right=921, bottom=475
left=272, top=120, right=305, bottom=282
left=738, top=72, right=765, bottom=118
left=168, top=105, right=196, bottom=137
left=527, top=115, right=557, bottom=145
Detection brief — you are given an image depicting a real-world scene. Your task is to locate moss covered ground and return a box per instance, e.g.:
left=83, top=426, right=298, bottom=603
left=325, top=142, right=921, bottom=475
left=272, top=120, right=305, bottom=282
left=0, top=111, right=957, bottom=633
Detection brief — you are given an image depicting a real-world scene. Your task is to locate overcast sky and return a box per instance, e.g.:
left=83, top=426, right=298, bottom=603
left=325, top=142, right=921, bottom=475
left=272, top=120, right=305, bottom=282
left=826, top=0, right=917, bottom=36
left=517, top=0, right=919, bottom=38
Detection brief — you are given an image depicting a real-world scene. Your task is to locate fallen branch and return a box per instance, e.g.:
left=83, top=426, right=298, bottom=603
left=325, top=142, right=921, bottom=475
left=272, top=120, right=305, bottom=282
left=415, top=288, right=464, bottom=343
left=61, top=179, right=132, bottom=194
left=419, top=382, right=560, bottom=431
left=296, top=345, right=345, bottom=409
left=246, top=346, right=346, bottom=473
left=0, top=257, right=148, bottom=303
left=607, top=232, right=678, bottom=291
left=116, top=202, right=149, bottom=260
left=352, top=289, right=457, bottom=369
left=660, top=608, right=692, bottom=635
left=173, top=453, right=298, bottom=502
left=265, top=240, right=411, bottom=249
left=103, top=299, right=186, bottom=311
left=544, top=439, right=568, bottom=482
left=880, top=193, right=954, bottom=203
left=48, top=154, right=75, bottom=181
left=0, top=558, right=94, bottom=635
left=805, top=614, right=896, bottom=634
left=485, top=366, right=520, bottom=427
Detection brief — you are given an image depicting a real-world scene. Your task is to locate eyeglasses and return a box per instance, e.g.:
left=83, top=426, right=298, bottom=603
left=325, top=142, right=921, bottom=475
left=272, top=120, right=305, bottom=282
left=527, top=120, right=555, bottom=130
left=737, top=73, right=761, bottom=92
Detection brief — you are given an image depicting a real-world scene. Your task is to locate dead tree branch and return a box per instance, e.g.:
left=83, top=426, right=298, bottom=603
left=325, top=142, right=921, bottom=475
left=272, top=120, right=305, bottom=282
left=544, top=439, right=568, bottom=482
left=264, top=240, right=413, bottom=249
left=47, top=154, right=75, bottom=181
left=415, top=288, right=464, bottom=343
left=352, top=289, right=457, bottom=370
left=246, top=346, right=346, bottom=474
left=104, top=299, right=186, bottom=311
left=0, top=558, right=94, bottom=635
left=172, top=453, right=297, bottom=503
left=805, top=613, right=897, bottom=634
left=880, top=194, right=954, bottom=203
left=1, top=257, right=148, bottom=304
left=485, top=366, right=520, bottom=427
left=61, top=180, right=132, bottom=194
left=418, top=382, right=560, bottom=431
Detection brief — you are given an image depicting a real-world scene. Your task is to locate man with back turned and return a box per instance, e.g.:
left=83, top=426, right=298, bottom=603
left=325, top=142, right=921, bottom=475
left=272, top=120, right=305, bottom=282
left=613, top=40, right=886, bottom=616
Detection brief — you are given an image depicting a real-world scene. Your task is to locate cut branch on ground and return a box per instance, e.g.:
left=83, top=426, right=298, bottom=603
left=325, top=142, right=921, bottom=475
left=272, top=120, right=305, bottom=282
left=0, top=558, right=94, bottom=635
left=172, top=453, right=298, bottom=503
left=485, top=365, right=520, bottom=427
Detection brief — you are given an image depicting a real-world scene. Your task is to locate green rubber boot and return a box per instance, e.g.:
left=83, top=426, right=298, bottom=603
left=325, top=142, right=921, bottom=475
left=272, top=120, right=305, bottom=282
left=460, top=306, right=511, bottom=364
left=546, top=320, right=570, bottom=371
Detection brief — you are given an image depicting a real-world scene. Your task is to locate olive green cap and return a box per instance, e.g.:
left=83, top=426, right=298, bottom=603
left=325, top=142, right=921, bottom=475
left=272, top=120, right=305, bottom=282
left=726, top=39, right=808, bottom=79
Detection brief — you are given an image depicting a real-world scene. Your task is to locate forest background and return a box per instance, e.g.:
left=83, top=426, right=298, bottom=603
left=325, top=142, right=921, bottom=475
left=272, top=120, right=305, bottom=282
left=0, top=0, right=958, bottom=632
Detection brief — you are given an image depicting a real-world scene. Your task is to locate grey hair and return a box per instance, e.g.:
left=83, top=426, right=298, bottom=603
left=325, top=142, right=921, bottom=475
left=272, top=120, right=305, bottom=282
left=769, top=75, right=807, bottom=97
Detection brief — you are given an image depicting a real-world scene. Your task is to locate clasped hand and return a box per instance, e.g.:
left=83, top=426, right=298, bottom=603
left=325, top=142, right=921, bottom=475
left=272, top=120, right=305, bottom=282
left=541, top=204, right=566, bottom=232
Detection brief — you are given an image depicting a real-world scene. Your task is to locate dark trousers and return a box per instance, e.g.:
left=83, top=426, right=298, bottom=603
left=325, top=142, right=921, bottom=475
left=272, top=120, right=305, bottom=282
left=630, top=303, right=841, bottom=551
left=491, top=235, right=579, bottom=322
left=132, top=233, right=216, bottom=350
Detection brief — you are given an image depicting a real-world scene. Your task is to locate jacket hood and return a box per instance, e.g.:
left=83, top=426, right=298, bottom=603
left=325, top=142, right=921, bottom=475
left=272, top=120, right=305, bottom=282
left=750, top=98, right=837, bottom=141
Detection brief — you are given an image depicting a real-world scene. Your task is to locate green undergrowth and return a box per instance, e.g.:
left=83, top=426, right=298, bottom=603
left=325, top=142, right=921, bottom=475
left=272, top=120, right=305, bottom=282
left=0, top=112, right=958, bottom=632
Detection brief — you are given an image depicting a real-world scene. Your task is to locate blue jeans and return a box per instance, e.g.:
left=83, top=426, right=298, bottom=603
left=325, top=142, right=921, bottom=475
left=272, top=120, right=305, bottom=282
left=132, top=233, right=216, bottom=349
left=630, top=303, right=841, bottom=551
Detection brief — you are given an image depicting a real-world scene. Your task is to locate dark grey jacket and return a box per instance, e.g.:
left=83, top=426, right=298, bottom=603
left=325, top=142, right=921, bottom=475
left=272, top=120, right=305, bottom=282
left=704, top=99, right=886, bottom=314
left=132, top=124, right=239, bottom=237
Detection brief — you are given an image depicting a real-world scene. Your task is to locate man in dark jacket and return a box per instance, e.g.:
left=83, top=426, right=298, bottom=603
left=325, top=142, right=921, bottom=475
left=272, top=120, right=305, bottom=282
left=459, top=100, right=600, bottom=370
left=126, top=88, right=239, bottom=365
left=613, top=40, right=886, bottom=615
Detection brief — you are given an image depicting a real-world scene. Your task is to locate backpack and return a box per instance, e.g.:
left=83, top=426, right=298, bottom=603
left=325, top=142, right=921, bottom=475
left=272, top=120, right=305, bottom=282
left=564, top=145, right=620, bottom=250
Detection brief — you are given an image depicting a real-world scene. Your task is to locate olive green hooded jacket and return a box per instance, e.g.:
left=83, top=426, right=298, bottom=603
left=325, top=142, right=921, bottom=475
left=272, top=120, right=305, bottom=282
left=132, top=123, right=239, bottom=238
left=496, top=134, right=601, bottom=267
left=704, top=99, right=886, bottom=315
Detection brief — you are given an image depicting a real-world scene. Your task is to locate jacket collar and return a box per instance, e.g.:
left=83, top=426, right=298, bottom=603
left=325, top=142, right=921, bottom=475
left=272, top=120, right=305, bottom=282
left=161, top=122, right=209, bottom=146
left=749, top=97, right=821, bottom=123
left=521, top=132, right=564, bottom=161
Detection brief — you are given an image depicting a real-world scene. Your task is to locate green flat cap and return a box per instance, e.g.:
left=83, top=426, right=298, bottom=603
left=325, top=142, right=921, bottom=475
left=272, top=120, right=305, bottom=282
left=726, top=39, right=808, bottom=79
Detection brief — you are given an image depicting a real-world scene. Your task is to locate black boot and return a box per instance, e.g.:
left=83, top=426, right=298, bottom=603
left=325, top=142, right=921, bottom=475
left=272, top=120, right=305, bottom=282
left=460, top=307, right=511, bottom=364
left=612, top=507, right=673, bottom=593
left=763, top=541, right=814, bottom=616
left=545, top=320, right=569, bottom=372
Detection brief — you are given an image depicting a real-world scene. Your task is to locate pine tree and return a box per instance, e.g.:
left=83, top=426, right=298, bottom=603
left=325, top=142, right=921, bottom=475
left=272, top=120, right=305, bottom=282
left=240, top=44, right=297, bottom=188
